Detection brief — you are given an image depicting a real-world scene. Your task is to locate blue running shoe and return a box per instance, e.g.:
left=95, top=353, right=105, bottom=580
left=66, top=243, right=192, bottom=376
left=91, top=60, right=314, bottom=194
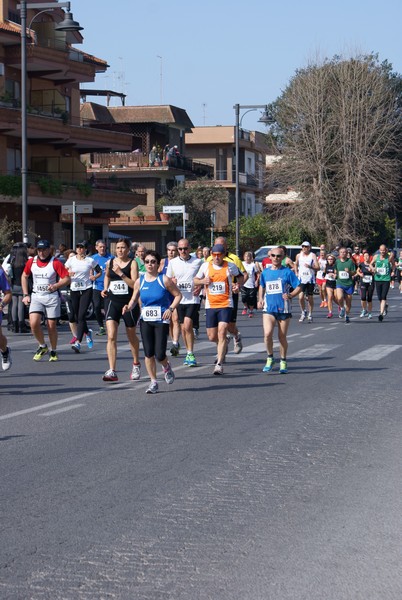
left=86, top=329, right=93, bottom=349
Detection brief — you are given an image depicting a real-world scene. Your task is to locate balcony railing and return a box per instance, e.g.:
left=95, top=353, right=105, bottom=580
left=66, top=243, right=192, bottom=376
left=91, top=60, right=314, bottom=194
left=90, top=152, right=213, bottom=178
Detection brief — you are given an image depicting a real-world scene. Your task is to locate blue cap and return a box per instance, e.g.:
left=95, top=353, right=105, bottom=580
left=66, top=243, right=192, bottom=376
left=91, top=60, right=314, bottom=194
left=212, top=243, right=225, bottom=254
left=37, top=239, right=50, bottom=249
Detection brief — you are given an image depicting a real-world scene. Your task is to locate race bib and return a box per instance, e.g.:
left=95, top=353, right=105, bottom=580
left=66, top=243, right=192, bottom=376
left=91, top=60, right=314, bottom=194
left=300, top=268, right=311, bottom=278
left=376, top=267, right=386, bottom=276
left=339, top=271, right=349, bottom=280
left=362, top=275, right=372, bottom=283
left=325, top=273, right=335, bottom=280
left=141, top=306, right=162, bottom=321
left=109, top=281, right=129, bottom=295
left=209, top=281, right=225, bottom=295
left=35, top=284, right=49, bottom=293
left=71, top=281, right=85, bottom=291
left=265, top=279, right=283, bottom=295
left=317, top=270, right=324, bottom=279
left=178, top=281, right=193, bottom=292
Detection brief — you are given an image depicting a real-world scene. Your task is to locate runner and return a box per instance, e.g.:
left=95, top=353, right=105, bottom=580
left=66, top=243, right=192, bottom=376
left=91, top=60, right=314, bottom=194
left=0, top=265, right=12, bottom=370
left=91, top=239, right=112, bottom=336
left=135, top=244, right=146, bottom=273
left=316, top=248, right=328, bottom=308
left=166, top=239, right=202, bottom=367
left=258, top=246, right=301, bottom=374
left=335, top=246, right=356, bottom=323
left=241, top=251, right=260, bottom=317
left=295, top=241, right=319, bottom=322
left=123, top=250, right=181, bottom=394
left=194, top=243, right=244, bottom=375
left=63, top=249, right=78, bottom=344
left=207, top=236, right=247, bottom=354
left=101, top=238, right=141, bottom=382
left=159, top=242, right=181, bottom=356
left=22, top=239, right=70, bottom=361
left=8, top=242, right=30, bottom=333
left=396, top=250, right=402, bottom=294
left=357, top=252, right=375, bottom=319
left=323, top=254, right=337, bottom=318
left=65, top=241, right=101, bottom=353
left=371, top=244, right=394, bottom=321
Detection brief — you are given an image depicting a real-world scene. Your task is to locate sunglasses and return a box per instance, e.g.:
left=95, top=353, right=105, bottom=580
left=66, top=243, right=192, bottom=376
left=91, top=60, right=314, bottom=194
left=145, top=259, right=157, bottom=264
left=178, top=247, right=189, bottom=251
left=212, top=252, right=223, bottom=257
left=270, top=253, right=283, bottom=258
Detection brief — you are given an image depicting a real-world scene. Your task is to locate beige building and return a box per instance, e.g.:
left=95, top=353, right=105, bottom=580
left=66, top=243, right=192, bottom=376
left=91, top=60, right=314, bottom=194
left=185, top=126, right=271, bottom=230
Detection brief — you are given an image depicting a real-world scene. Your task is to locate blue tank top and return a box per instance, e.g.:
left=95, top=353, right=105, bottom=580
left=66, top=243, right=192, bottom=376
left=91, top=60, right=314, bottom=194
left=139, top=273, right=171, bottom=322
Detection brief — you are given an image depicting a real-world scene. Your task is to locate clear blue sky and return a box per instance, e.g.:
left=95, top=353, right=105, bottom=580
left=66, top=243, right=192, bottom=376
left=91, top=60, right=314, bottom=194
left=75, top=0, right=402, bottom=132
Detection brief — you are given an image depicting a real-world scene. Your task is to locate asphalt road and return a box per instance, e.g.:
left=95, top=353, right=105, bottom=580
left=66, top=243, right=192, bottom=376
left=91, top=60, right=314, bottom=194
left=1, top=291, right=401, bottom=599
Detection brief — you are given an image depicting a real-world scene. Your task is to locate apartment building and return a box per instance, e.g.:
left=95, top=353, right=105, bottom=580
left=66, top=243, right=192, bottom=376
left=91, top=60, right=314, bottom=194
left=185, top=126, right=271, bottom=230
left=0, top=0, right=143, bottom=246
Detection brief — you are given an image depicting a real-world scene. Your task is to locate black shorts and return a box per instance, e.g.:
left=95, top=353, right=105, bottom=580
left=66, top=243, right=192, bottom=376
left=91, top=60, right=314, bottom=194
left=375, top=280, right=390, bottom=302
left=300, top=282, right=315, bottom=295
left=241, top=286, right=257, bottom=307
left=106, top=301, right=140, bottom=327
left=177, top=303, right=199, bottom=324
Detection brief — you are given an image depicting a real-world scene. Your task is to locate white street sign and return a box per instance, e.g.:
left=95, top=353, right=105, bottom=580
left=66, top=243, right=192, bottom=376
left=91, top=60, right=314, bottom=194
left=163, top=205, right=185, bottom=214
left=61, top=204, right=93, bottom=215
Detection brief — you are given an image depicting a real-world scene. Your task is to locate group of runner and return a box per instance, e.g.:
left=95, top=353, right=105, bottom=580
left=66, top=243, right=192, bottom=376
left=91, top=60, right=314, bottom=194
left=0, top=237, right=398, bottom=390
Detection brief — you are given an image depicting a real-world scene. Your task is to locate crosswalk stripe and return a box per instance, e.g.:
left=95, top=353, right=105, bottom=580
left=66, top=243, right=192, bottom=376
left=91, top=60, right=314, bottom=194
left=348, top=345, right=402, bottom=361
left=291, top=344, right=341, bottom=358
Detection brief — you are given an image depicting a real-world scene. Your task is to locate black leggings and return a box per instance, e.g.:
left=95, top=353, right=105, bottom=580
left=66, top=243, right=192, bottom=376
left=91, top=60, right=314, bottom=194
left=360, top=283, right=374, bottom=302
left=375, top=281, right=390, bottom=302
left=70, top=288, right=92, bottom=342
left=92, top=289, right=105, bottom=328
left=140, top=320, right=169, bottom=361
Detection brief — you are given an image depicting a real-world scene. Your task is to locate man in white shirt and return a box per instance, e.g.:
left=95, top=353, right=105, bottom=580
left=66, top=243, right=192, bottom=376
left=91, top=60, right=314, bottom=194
left=166, top=239, right=202, bottom=366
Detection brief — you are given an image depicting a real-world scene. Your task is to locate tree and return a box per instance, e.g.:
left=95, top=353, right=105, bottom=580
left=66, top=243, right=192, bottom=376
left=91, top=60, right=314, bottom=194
left=0, top=217, right=21, bottom=258
left=267, top=54, right=402, bottom=248
left=157, top=179, right=228, bottom=246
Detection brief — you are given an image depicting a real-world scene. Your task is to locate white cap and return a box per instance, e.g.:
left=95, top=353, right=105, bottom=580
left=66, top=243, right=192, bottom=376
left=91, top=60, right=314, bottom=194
left=301, top=241, right=311, bottom=247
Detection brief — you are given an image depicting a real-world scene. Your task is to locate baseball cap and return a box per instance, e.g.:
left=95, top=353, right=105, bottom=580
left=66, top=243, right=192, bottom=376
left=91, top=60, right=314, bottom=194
left=212, top=243, right=225, bottom=254
left=76, top=240, right=88, bottom=248
left=37, top=239, right=50, bottom=249
left=301, top=241, right=311, bottom=247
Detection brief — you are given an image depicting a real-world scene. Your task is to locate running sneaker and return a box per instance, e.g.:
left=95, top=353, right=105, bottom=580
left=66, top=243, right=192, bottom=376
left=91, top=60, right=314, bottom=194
left=319, top=301, right=325, bottom=308
left=1, top=346, right=12, bottom=371
left=163, top=362, right=175, bottom=384
left=103, top=369, right=118, bottom=382
left=86, top=329, right=93, bottom=349
left=233, top=333, right=243, bottom=354
left=130, top=363, right=141, bottom=381
left=69, top=336, right=77, bottom=345
left=339, top=307, right=346, bottom=318
left=279, top=359, right=288, bottom=374
left=193, top=328, right=199, bottom=339
left=299, top=311, right=307, bottom=322
left=241, top=309, right=247, bottom=315
left=72, top=341, right=81, bottom=353
left=323, top=301, right=328, bottom=307
left=48, top=350, right=58, bottom=362
left=146, top=380, right=159, bottom=394
left=327, top=312, right=333, bottom=319
left=367, top=313, right=373, bottom=319
left=248, top=311, right=253, bottom=318
left=33, top=345, right=48, bottom=361
left=186, top=352, right=197, bottom=367
left=384, top=304, right=388, bottom=316
left=307, top=314, right=313, bottom=323
left=170, top=342, right=180, bottom=357
left=262, top=356, right=274, bottom=372
left=345, top=315, right=350, bottom=324
left=360, top=309, right=367, bottom=318
left=96, top=326, right=106, bottom=336
left=378, top=313, right=383, bottom=322
left=213, top=363, right=223, bottom=375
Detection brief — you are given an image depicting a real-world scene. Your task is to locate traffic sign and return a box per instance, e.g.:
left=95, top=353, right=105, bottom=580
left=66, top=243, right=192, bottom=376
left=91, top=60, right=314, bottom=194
left=163, top=205, right=185, bottom=214
left=61, top=204, right=93, bottom=215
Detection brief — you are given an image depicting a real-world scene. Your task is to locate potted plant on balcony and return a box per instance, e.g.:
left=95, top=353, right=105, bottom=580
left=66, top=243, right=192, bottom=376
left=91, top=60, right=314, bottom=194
left=134, top=208, right=145, bottom=223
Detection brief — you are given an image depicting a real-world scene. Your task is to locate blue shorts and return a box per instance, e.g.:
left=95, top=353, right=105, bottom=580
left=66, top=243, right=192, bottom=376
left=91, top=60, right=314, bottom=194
left=265, top=311, right=292, bottom=321
left=206, top=307, right=232, bottom=328
left=336, top=284, right=354, bottom=295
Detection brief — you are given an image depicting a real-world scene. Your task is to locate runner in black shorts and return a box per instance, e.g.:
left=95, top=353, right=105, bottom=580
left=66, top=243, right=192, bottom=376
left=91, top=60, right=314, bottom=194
left=101, top=238, right=141, bottom=382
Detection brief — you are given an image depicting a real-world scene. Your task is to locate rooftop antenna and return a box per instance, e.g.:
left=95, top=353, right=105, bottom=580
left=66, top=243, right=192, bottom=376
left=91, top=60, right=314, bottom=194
left=157, top=55, right=163, bottom=104
left=202, top=103, right=207, bottom=125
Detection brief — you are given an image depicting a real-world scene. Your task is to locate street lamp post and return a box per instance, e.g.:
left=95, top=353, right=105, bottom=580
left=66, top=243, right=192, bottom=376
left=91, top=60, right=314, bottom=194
left=233, top=103, right=273, bottom=256
left=17, top=1, right=82, bottom=243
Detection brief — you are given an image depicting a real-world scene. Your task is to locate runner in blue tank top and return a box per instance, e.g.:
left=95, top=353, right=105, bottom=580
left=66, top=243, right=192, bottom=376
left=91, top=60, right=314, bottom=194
left=124, top=250, right=182, bottom=394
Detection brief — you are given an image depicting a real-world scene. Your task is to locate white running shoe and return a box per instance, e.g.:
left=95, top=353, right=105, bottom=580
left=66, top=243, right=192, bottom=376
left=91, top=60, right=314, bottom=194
left=130, top=364, right=141, bottom=381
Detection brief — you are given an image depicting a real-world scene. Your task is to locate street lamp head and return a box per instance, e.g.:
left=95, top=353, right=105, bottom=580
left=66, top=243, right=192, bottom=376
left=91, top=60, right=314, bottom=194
left=54, top=9, right=83, bottom=31
left=258, top=106, right=274, bottom=125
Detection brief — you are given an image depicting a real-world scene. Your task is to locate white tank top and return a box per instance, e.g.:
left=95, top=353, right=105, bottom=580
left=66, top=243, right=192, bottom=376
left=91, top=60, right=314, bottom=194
left=298, top=252, right=316, bottom=283
left=31, top=257, right=58, bottom=295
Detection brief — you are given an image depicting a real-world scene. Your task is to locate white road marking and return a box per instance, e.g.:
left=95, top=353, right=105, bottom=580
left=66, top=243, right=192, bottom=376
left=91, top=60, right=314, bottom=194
left=310, top=326, right=324, bottom=330
left=300, top=333, right=315, bottom=338
left=348, top=345, right=402, bottom=361
left=40, top=404, right=85, bottom=416
left=292, top=344, right=341, bottom=358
